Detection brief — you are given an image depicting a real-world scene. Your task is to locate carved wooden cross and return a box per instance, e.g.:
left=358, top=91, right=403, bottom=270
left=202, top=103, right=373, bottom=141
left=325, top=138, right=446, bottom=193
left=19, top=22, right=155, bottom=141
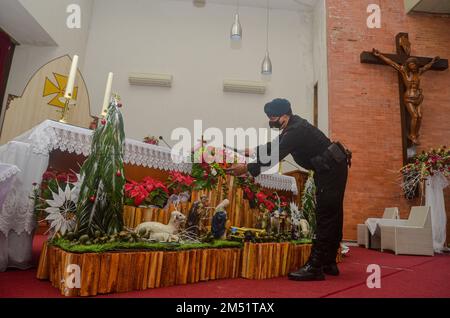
left=360, top=32, right=448, bottom=164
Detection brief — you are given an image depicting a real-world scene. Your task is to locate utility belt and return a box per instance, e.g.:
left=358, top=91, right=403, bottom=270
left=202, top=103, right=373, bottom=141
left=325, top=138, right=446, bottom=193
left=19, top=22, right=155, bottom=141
left=310, top=141, right=352, bottom=172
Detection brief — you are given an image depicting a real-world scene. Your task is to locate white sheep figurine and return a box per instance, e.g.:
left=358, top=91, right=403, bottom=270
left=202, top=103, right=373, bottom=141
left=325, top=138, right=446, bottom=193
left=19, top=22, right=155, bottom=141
left=135, top=211, right=186, bottom=242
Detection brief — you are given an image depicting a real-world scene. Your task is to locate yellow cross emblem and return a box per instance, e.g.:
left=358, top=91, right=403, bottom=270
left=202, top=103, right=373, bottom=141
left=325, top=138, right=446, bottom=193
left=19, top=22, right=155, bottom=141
left=43, top=73, right=78, bottom=108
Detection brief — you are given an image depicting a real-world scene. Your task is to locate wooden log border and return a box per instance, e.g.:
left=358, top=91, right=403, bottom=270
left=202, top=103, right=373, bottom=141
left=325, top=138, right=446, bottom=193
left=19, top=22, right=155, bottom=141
left=37, top=241, right=340, bottom=296
left=37, top=244, right=242, bottom=297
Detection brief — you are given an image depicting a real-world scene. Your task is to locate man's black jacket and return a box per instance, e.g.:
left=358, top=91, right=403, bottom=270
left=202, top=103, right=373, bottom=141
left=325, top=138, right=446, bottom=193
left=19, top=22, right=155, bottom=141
left=247, top=115, right=331, bottom=177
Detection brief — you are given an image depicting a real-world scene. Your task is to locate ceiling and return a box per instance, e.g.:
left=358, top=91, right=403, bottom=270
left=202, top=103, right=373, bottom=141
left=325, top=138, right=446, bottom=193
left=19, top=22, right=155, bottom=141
left=406, top=0, right=450, bottom=14
left=174, top=0, right=317, bottom=11
left=0, top=0, right=56, bottom=46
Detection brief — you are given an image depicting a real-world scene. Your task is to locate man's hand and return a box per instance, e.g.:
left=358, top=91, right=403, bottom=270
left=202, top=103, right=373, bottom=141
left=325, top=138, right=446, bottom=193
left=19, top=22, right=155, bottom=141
left=243, top=148, right=255, bottom=157
left=225, top=163, right=248, bottom=177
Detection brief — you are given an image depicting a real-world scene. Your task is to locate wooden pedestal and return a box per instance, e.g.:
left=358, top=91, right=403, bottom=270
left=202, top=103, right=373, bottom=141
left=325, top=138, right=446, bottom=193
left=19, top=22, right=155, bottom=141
left=37, top=244, right=242, bottom=297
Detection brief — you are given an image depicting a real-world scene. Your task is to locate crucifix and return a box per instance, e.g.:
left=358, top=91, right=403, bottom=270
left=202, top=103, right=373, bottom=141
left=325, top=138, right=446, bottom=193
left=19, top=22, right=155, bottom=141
left=360, top=33, right=448, bottom=164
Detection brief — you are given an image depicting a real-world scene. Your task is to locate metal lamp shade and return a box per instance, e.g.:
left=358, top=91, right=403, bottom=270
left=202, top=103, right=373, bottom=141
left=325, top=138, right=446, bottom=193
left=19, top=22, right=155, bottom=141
left=231, top=13, right=242, bottom=41
left=261, top=51, right=272, bottom=75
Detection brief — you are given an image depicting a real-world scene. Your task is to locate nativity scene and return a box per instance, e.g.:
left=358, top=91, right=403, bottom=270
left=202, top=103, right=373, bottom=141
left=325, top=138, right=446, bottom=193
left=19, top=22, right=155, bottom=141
left=0, top=0, right=448, bottom=300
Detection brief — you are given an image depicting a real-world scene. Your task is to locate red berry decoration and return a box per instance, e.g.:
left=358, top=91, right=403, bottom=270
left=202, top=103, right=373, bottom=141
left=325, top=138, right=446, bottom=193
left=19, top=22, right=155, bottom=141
left=117, top=102, right=123, bottom=108
left=101, top=118, right=106, bottom=125
left=116, top=170, right=122, bottom=177
left=89, top=195, right=96, bottom=202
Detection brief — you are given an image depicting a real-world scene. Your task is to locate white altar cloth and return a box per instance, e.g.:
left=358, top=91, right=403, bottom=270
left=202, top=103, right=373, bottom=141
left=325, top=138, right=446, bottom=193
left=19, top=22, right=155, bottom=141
left=0, top=160, right=36, bottom=272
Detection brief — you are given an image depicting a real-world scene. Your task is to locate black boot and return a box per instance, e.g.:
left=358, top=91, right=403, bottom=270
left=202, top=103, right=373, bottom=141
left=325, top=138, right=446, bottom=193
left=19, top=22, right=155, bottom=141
left=288, top=247, right=325, bottom=281
left=323, top=247, right=339, bottom=276
left=288, top=262, right=325, bottom=281
left=322, top=262, right=339, bottom=276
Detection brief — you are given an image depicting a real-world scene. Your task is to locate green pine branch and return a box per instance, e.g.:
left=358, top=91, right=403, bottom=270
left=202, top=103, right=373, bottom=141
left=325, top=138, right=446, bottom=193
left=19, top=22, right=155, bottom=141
left=75, top=98, right=126, bottom=237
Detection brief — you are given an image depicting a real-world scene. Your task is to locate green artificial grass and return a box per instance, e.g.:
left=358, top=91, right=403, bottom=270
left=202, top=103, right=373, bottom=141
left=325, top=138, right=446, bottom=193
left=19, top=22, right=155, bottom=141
left=50, top=238, right=243, bottom=254
left=291, top=238, right=313, bottom=245
left=50, top=238, right=312, bottom=254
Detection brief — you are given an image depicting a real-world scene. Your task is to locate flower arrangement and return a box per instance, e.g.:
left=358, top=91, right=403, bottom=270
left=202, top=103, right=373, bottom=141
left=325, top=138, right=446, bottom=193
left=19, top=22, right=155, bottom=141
left=40, top=168, right=78, bottom=200
left=255, top=191, right=288, bottom=212
left=400, top=146, right=449, bottom=199
left=167, top=171, right=195, bottom=194
left=124, top=177, right=169, bottom=208
left=401, top=146, right=449, bottom=178
left=191, top=146, right=230, bottom=191
left=143, top=136, right=159, bottom=145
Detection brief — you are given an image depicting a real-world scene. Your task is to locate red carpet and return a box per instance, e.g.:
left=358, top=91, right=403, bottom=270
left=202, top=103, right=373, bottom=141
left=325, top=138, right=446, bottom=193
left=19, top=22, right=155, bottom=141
left=0, top=235, right=449, bottom=298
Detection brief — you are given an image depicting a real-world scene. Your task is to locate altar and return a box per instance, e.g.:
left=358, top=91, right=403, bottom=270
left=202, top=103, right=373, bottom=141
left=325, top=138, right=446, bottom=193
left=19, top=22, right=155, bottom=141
left=0, top=119, right=301, bottom=273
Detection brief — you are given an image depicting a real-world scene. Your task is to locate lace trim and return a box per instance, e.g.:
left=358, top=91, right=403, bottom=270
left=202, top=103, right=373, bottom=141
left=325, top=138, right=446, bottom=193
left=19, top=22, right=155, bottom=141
left=24, top=120, right=192, bottom=174
left=255, top=174, right=298, bottom=195
left=0, top=188, right=36, bottom=236
left=0, top=164, right=20, bottom=182
left=18, top=120, right=298, bottom=193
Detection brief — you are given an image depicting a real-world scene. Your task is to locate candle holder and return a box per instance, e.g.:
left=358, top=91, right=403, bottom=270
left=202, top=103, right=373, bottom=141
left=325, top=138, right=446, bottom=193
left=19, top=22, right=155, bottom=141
left=59, top=96, right=75, bottom=123
left=59, top=98, right=70, bottom=123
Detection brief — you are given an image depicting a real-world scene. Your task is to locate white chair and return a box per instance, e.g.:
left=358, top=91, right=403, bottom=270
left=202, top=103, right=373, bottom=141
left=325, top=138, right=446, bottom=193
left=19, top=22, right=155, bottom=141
left=357, top=207, right=399, bottom=248
left=380, top=206, right=434, bottom=256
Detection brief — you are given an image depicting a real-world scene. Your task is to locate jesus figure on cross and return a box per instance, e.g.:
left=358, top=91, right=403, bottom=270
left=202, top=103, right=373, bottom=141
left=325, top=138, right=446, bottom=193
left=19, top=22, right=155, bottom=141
left=372, top=48, right=440, bottom=145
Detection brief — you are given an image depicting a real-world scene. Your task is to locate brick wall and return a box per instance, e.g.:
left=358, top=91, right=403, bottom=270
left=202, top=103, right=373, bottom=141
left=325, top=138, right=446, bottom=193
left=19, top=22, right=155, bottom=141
left=326, top=0, right=450, bottom=240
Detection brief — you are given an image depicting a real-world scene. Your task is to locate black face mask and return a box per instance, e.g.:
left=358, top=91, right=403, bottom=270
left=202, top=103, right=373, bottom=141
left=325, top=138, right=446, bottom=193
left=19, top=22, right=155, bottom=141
left=269, top=118, right=283, bottom=129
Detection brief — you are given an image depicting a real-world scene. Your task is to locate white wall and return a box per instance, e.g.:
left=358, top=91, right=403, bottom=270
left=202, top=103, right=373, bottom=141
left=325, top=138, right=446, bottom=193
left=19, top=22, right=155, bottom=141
left=83, top=0, right=314, bottom=147
left=1, top=0, right=94, bottom=124
left=312, top=0, right=329, bottom=136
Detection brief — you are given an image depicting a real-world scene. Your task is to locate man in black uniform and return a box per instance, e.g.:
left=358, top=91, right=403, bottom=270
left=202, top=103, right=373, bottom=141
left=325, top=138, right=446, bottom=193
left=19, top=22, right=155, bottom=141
left=226, top=98, right=350, bottom=281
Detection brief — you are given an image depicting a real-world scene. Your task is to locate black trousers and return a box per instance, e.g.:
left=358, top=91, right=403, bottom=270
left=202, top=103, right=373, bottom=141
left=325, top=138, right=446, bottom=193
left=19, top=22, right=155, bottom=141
left=311, top=158, right=348, bottom=266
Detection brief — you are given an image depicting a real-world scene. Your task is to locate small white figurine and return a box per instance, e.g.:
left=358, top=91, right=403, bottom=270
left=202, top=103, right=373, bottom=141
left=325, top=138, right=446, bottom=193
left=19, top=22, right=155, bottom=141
left=135, top=211, right=186, bottom=241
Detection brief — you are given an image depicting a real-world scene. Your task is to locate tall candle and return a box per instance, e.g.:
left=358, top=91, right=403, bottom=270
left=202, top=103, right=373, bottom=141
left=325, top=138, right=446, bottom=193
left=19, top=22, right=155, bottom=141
left=101, top=72, right=114, bottom=116
left=64, top=55, right=78, bottom=99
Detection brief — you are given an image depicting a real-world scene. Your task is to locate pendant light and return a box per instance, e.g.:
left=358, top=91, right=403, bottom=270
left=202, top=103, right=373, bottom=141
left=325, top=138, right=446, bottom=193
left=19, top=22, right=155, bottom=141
left=261, top=1, right=272, bottom=75
left=230, top=0, right=242, bottom=41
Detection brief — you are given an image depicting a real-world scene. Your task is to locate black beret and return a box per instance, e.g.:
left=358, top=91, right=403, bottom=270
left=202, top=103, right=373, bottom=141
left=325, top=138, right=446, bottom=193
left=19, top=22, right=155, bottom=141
left=264, top=98, right=292, bottom=117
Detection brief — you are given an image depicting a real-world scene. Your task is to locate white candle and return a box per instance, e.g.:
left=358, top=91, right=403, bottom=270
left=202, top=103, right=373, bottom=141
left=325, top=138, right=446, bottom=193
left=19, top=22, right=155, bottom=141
left=101, top=72, right=114, bottom=116
left=64, top=55, right=78, bottom=99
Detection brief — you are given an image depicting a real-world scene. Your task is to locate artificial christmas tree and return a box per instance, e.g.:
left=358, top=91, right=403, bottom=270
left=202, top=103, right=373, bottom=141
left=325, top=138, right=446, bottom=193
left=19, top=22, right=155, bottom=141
left=75, top=95, right=126, bottom=237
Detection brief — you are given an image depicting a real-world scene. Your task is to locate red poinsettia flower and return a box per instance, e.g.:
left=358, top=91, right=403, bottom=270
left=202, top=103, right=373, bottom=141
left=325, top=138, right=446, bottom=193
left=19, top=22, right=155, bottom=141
left=243, top=186, right=255, bottom=201
left=66, top=172, right=78, bottom=183
left=169, top=171, right=184, bottom=183
left=181, top=174, right=195, bottom=187
left=169, top=171, right=195, bottom=188
left=42, top=170, right=56, bottom=181
left=264, top=200, right=275, bottom=212
left=142, top=177, right=169, bottom=193
left=56, top=173, right=68, bottom=183
left=125, top=181, right=149, bottom=206
left=256, top=192, right=268, bottom=204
